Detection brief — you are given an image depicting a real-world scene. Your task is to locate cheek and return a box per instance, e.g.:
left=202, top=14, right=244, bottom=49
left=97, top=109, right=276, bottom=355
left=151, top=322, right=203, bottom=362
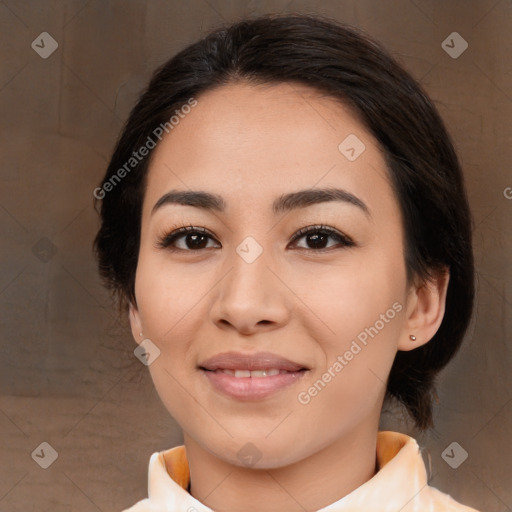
left=291, top=253, right=406, bottom=343
left=135, top=254, right=208, bottom=343
left=298, top=249, right=407, bottom=394
left=134, top=259, right=206, bottom=424
left=293, top=275, right=405, bottom=443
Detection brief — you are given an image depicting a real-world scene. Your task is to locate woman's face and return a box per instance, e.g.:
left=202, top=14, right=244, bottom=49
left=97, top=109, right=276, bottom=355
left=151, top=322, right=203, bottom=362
left=130, top=81, right=415, bottom=468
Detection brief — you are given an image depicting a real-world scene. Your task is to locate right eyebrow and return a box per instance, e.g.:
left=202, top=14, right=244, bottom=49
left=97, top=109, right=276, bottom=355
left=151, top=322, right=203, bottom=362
left=152, top=190, right=225, bottom=215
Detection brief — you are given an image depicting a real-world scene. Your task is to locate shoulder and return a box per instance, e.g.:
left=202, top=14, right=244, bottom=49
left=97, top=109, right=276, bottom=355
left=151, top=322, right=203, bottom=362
left=376, top=432, right=480, bottom=512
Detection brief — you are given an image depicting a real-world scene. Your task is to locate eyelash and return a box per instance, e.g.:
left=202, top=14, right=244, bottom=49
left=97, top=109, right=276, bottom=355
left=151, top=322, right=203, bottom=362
left=156, top=223, right=355, bottom=253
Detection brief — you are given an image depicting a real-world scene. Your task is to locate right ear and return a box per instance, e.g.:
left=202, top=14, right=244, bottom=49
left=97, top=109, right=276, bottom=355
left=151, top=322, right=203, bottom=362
left=128, top=302, right=143, bottom=345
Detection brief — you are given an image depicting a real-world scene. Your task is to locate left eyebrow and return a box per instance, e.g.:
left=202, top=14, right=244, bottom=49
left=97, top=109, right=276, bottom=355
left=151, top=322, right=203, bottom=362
left=272, top=187, right=370, bottom=216
left=151, top=187, right=370, bottom=217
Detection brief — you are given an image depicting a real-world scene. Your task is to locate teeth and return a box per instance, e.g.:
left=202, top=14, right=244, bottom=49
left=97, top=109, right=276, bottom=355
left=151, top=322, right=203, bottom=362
left=250, top=369, right=280, bottom=377
left=217, top=369, right=285, bottom=377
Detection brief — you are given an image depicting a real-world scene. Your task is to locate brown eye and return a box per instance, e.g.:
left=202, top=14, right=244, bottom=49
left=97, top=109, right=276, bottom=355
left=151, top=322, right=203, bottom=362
left=290, top=225, right=354, bottom=251
left=305, top=231, right=329, bottom=249
left=157, top=226, right=220, bottom=251
left=180, top=232, right=210, bottom=250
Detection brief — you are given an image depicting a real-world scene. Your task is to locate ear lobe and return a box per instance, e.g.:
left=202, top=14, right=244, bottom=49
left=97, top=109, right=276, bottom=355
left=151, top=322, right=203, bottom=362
left=128, top=302, right=143, bottom=345
left=398, top=268, right=450, bottom=351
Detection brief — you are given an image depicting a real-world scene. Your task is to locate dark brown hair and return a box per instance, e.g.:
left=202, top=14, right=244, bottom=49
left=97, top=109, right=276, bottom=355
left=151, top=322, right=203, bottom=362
left=94, top=13, right=474, bottom=430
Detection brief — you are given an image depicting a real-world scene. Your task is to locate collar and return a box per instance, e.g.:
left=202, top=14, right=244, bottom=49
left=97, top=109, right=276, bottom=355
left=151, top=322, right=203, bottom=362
left=136, top=431, right=477, bottom=512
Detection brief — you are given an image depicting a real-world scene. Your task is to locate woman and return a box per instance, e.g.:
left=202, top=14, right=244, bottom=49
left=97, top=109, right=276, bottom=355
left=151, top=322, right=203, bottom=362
left=94, top=13, right=479, bottom=511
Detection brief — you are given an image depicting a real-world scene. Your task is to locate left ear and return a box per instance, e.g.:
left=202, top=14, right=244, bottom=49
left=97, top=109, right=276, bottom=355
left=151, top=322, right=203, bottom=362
left=398, top=267, right=450, bottom=351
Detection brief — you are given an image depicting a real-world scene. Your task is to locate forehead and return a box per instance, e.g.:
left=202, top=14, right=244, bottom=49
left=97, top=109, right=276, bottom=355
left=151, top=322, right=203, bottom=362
left=144, top=81, right=395, bottom=217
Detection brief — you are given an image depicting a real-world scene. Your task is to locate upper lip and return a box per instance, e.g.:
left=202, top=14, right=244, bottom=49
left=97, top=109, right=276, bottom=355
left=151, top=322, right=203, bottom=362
left=199, top=351, right=309, bottom=372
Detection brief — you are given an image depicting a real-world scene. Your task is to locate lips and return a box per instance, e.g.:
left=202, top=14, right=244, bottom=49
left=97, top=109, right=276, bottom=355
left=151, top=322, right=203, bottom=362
left=198, top=351, right=309, bottom=372
left=198, top=351, right=310, bottom=400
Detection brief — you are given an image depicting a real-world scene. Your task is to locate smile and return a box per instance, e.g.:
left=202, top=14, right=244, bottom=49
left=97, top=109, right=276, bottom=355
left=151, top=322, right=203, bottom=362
left=201, top=368, right=308, bottom=400
left=213, top=368, right=296, bottom=377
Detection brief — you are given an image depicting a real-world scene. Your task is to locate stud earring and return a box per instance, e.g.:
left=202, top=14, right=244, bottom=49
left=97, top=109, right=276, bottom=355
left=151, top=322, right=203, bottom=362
left=409, top=334, right=417, bottom=341
left=139, top=332, right=144, bottom=338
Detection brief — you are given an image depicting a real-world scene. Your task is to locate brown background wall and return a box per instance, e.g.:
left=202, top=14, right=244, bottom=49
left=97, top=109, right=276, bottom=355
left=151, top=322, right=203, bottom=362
left=0, top=1, right=510, bottom=510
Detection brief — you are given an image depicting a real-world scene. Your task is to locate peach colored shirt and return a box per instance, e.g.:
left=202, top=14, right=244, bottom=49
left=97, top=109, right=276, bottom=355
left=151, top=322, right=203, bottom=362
left=123, top=431, right=479, bottom=511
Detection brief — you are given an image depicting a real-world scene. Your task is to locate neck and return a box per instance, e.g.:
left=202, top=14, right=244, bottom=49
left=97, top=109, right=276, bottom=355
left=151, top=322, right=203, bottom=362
left=183, top=424, right=379, bottom=512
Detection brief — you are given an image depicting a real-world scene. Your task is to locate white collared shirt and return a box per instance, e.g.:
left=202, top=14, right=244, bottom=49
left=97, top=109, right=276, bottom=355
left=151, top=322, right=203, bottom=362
left=123, top=431, right=479, bottom=512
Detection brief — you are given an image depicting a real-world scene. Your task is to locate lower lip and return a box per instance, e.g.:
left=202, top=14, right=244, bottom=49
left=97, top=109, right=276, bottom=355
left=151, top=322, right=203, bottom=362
left=201, top=369, right=308, bottom=400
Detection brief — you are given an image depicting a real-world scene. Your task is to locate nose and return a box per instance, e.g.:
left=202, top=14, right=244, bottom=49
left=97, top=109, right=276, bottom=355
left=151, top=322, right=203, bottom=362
left=210, top=247, right=290, bottom=335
